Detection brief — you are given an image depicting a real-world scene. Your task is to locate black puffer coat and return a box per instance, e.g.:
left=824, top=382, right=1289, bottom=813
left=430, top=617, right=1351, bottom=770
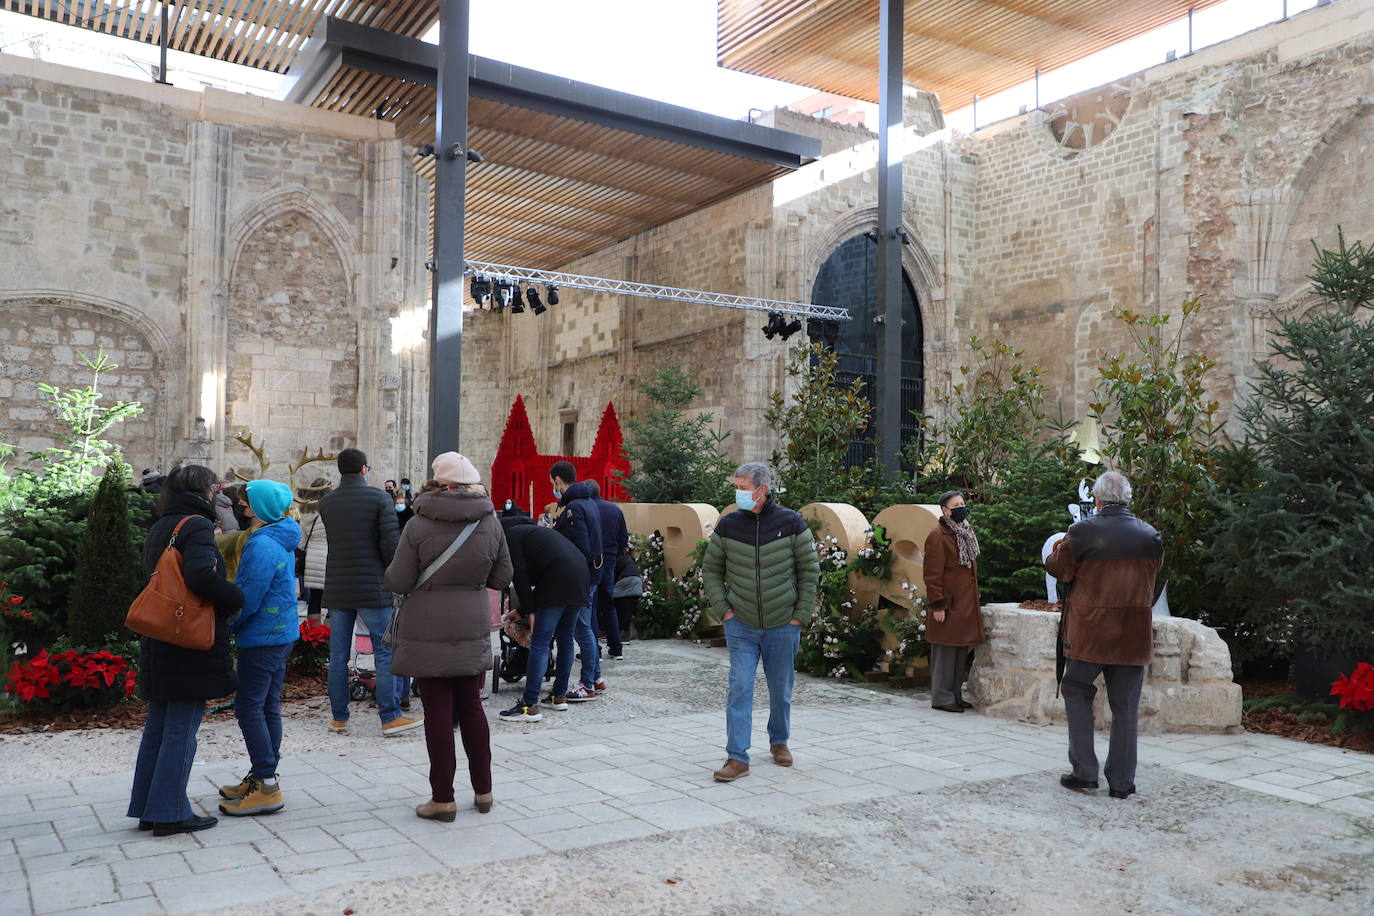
left=318, top=473, right=400, bottom=609
left=138, top=491, right=244, bottom=702
left=500, top=516, right=591, bottom=613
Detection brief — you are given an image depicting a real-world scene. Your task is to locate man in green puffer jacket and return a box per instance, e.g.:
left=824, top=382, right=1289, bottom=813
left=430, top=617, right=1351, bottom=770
left=702, top=462, right=819, bottom=782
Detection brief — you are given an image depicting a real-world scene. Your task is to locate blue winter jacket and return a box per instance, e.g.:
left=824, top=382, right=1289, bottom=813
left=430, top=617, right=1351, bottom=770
left=594, top=498, right=629, bottom=585
left=232, top=518, right=303, bottom=648
left=553, top=481, right=603, bottom=576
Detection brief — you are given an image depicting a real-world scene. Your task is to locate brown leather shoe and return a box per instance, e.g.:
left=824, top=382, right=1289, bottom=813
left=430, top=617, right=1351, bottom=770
left=713, top=759, right=750, bottom=782
left=770, top=744, right=793, bottom=766
left=415, top=800, right=457, bottom=822
left=933, top=703, right=964, bottom=713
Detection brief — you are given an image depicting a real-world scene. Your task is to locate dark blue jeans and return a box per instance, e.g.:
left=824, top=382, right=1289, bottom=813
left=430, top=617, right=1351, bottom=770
left=595, top=575, right=621, bottom=656
left=522, top=604, right=579, bottom=706
left=235, top=642, right=294, bottom=778
left=128, top=699, right=206, bottom=823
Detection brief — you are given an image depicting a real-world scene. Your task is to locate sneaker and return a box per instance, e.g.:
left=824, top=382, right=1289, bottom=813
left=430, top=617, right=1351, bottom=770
left=218, top=774, right=253, bottom=800
left=565, top=684, right=598, bottom=703
left=499, top=700, right=543, bottom=722
left=327, top=719, right=348, bottom=733
left=594, top=680, right=607, bottom=692
left=608, top=654, right=624, bottom=661
left=381, top=715, right=425, bottom=737
left=218, top=777, right=284, bottom=817
left=541, top=694, right=569, bottom=711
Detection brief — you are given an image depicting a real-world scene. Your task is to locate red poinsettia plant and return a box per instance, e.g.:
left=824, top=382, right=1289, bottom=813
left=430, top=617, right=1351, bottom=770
left=4, top=647, right=138, bottom=713
left=1331, top=663, right=1374, bottom=714
left=289, top=619, right=331, bottom=672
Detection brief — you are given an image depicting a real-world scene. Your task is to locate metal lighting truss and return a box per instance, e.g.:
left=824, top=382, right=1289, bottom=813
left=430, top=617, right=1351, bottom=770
left=464, top=261, right=850, bottom=321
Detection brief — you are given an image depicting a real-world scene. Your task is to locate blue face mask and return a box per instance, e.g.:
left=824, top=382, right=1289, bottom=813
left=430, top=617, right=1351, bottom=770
left=735, top=488, right=758, bottom=512
left=553, top=486, right=562, bottom=501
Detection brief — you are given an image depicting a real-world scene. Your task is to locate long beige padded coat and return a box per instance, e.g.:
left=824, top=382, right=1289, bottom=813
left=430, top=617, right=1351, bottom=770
left=384, top=488, right=512, bottom=678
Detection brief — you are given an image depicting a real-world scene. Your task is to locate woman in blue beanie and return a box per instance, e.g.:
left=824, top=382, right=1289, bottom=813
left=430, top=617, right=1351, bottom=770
left=219, top=478, right=301, bottom=817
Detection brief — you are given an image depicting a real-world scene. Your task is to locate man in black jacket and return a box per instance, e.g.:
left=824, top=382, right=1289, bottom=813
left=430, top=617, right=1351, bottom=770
left=497, top=516, right=590, bottom=722
left=318, top=448, right=423, bottom=737
left=549, top=461, right=604, bottom=702
left=587, top=480, right=629, bottom=660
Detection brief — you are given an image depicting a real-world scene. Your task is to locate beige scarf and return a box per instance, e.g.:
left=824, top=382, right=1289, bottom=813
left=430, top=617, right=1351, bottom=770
left=940, top=515, right=981, bottom=568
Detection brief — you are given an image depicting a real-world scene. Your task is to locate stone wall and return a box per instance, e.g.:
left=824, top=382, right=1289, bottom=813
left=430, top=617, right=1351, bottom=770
left=0, top=55, right=431, bottom=487
left=968, top=604, right=1242, bottom=734
left=463, top=0, right=1374, bottom=475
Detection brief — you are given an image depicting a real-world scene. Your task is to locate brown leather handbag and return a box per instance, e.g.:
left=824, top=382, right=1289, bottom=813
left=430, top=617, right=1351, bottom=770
left=125, top=516, right=217, bottom=651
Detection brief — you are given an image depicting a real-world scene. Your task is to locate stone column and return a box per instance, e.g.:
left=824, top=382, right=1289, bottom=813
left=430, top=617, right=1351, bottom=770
left=183, top=121, right=232, bottom=473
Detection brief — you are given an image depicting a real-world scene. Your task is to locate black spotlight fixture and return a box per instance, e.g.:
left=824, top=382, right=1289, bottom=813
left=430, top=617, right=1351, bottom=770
left=762, top=311, right=783, bottom=339
left=493, top=278, right=514, bottom=310
left=546, top=284, right=560, bottom=306
left=469, top=273, right=491, bottom=307
left=779, top=315, right=804, bottom=339
left=526, top=285, right=545, bottom=314
left=510, top=283, right=526, bottom=313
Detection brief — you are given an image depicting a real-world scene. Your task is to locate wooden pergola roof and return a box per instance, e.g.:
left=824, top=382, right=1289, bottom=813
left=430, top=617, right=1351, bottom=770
left=4, top=1, right=818, bottom=270
left=717, top=0, right=1231, bottom=111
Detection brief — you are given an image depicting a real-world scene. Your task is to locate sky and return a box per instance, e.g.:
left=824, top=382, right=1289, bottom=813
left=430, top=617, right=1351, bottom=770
left=0, top=0, right=1326, bottom=129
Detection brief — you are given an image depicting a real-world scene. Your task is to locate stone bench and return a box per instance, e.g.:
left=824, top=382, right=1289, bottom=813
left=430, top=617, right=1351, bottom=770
left=967, top=603, right=1243, bottom=734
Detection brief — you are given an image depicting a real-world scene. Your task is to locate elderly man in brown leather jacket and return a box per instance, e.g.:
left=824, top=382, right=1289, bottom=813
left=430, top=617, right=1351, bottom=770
left=1045, top=470, right=1163, bottom=800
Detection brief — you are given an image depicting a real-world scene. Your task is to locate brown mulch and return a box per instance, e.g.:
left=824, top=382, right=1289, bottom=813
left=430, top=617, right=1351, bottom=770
left=1017, top=599, right=1060, bottom=612
left=1239, top=678, right=1374, bottom=754
left=0, top=667, right=329, bottom=735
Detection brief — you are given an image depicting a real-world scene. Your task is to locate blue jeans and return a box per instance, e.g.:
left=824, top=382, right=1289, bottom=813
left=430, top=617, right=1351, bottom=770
left=521, top=604, right=579, bottom=706
left=128, top=699, right=206, bottom=823
left=235, top=642, right=294, bottom=778
left=575, top=587, right=601, bottom=688
left=724, top=616, right=801, bottom=765
left=327, top=607, right=402, bottom=724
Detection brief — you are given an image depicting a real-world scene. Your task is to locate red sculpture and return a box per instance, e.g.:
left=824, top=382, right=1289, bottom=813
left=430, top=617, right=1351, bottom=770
left=489, top=395, right=631, bottom=513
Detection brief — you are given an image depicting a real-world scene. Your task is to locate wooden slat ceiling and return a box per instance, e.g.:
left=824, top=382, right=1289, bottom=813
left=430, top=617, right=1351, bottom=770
left=718, top=0, right=1231, bottom=110
left=309, top=67, right=790, bottom=268
left=1, top=0, right=440, bottom=72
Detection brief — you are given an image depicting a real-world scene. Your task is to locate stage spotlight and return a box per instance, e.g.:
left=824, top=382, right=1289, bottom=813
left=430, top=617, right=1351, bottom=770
left=807, top=318, right=840, bottom=350
left=779, top=316, right=803, bottom=339
left=546, top=285, right=560, bottom=306
left=526, top=285, right=545, bottom=314
left=511, top=284, right=526, bottom=313
left=762, top=311, right=783, bottom=339
left=469, top=273, right=491, bottom=307
left=494, top=278, right=514, bottom=310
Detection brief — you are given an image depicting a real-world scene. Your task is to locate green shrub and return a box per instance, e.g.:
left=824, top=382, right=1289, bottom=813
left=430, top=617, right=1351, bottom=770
left=68, top=464, right=143, bottom=646
left=0, top=495, right=91, bottom=651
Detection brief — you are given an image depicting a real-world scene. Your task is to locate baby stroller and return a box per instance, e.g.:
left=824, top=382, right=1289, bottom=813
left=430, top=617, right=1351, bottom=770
left=491, top=590, right=555, bottom=694
left=348, top=621, right=378, bottom=701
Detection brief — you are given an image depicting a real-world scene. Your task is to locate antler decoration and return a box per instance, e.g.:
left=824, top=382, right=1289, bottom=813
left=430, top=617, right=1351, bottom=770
left=229, top=432, right=270, bottom=481
left=290, top=447, right=338, bottom=508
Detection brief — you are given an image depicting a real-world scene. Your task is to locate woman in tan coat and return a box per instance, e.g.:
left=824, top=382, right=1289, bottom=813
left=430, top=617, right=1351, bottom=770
left=384, top=452, right=512, bottom=822
left=922, top=490, right=985, bottom=713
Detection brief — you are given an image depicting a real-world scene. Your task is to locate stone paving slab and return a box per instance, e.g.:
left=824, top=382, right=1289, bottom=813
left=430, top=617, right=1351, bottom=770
left=0, top=639, right=1371, bottom=914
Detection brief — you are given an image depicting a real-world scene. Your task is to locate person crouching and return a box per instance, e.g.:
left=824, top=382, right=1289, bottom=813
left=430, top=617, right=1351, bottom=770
left=218, top=479, right=301, bottom=816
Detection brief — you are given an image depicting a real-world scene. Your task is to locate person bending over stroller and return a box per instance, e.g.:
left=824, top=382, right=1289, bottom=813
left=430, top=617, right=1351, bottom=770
left=497, top=516, right=590, bottom=723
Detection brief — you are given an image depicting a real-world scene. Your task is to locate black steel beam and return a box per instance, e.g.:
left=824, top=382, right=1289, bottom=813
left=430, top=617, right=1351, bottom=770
left=286, top=17, right=820, bottom=169
left=875, top=0, right=904, bottom=474
left=427, top=0, right=469, bottom=458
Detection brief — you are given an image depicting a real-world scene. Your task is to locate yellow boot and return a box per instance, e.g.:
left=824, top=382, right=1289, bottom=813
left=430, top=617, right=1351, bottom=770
left=218, top=774, right=253, bottom=799
left=218, top=777, right=284, bottom=817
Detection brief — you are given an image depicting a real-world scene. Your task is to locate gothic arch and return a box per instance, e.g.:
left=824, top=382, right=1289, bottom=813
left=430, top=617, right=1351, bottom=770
left=804, top=207, right=940, bottom=340
left=228, top=187, right=360, bottom=295
left=0, top=290, right=175, bottom=467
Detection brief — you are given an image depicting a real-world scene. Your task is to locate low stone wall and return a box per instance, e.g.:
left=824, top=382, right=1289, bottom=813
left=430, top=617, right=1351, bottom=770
left=967, top=603, right=1243, bottom=734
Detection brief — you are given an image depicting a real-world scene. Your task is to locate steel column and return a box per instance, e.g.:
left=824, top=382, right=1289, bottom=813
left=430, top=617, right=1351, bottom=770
left=875, top=0, right=904, bottom=473
left=156, top=2, right=170, bottom=84
left=428, top=0, right=469, bottom=457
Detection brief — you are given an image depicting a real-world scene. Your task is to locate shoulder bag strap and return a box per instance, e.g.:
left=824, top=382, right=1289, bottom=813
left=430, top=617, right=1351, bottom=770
left=303, top=516, right=318, bottom=549
left=410, top=519, right=480, bottom=594
left=166, top=515, right=196, bottom=551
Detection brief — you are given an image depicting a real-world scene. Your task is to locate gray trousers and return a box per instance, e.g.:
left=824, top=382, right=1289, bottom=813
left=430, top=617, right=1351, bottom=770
left=929, top=644, right=968, bottom=707
left=1061, top=659, right=1145, bottom=792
